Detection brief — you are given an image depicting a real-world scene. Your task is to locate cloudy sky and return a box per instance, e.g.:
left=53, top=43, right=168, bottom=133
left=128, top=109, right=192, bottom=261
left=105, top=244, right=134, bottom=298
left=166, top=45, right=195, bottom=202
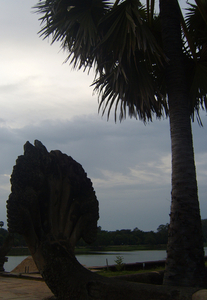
left=0, top=0, right=206, bottom=233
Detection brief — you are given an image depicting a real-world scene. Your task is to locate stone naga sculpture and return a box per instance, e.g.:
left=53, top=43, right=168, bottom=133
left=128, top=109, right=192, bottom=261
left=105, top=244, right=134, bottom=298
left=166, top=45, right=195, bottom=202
left=7, top=141, right=199, bottom=300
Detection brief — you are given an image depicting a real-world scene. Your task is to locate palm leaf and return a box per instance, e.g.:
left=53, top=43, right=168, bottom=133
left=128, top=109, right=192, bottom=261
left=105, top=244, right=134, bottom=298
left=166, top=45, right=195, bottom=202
left=146, top=0, right=155, bottom=27
left=194, top=0, right=207, bottom=26
left=94, top=52, right=167, bottom=122
left=180, top=5, right=196, bottom=61
left=185, top=2, right=207, bottom=51
left=34, top=0, right=110, bottom=70
left=91, top=0, right=167, bottom=122
left=183, top=1, right=207, bottom=121
left=35, top=0, right=167, bottom=122
left=189, top=45, right=207, bottom=111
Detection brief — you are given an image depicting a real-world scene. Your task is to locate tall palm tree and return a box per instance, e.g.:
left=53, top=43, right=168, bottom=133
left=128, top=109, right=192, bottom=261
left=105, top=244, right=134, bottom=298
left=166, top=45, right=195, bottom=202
left=34, top=0, right=207, bottom=288
left=160, top=0, right=206, bottom=287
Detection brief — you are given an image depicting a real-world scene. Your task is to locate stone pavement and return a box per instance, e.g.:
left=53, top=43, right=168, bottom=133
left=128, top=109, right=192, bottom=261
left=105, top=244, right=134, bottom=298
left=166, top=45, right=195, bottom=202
left=0, top=275, right=54, bottom=299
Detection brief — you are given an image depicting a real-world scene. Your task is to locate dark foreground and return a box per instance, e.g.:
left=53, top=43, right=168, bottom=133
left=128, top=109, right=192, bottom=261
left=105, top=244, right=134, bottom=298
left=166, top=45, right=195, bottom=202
left=0, top=275, right=53, bottom=299
left=1, top=256, right=207, bottom=299
left=0, top=271, right=205, bottom=300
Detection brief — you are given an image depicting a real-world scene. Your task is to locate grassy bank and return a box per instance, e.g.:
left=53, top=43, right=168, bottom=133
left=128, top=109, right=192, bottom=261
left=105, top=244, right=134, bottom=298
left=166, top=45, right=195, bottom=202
left=97, top=261, right=207, bottom=277
left=95, top=266, right=165, bottom=277
left=75, top=244, right=167, bottom=254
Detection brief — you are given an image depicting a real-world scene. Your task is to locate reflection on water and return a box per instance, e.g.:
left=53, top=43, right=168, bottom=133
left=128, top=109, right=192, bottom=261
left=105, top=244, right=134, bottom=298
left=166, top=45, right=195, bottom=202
left=5, top=251, right=166, bottom=272
left=76, top=250, right=167, bottom=267
left=4, top=247, right=207, bottom=272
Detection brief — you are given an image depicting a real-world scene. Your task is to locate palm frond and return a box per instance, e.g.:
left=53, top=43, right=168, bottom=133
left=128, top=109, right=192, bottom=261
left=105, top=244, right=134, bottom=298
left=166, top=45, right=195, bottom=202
left=183, top=0, right=207, bottom=121
left=146, top=0, right=155, bottom=26
left=194, top=0, right=207, bottom=26
left=34, top=0, right=110, bottom=70
left=34, top=0, right=167, bottom=122
left=185, top=2, right=207, bottom=51
left=188, top=45, right=207, bottom=111
left=93, top=53, right=167, bottom=122
left=180, top=5, right=196, bottom=61
left=91, top=0, right=167, bottom=122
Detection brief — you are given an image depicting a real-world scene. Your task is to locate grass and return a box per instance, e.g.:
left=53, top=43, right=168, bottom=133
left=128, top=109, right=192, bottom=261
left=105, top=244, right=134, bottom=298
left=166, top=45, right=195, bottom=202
left=96, top=260, right=207, bottom=278
left=95, top=266, right=165, bottom=277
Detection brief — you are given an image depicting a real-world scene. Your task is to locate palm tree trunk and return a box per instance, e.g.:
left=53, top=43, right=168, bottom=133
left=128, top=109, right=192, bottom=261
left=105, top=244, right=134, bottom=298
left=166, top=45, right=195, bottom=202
left=160, top=0, right=205, bottom=287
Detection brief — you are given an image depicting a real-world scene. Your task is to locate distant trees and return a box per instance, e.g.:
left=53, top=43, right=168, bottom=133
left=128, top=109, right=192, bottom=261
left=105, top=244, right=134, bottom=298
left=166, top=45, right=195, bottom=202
left=0, top=228, right=8, bottom=246
left=1, top=220, right=207, bottom=248
left=0, top=229, right=26, bottom=248
left=77, top=224, right=169, bottom=247
left=77, top=221, right=207, bottom=248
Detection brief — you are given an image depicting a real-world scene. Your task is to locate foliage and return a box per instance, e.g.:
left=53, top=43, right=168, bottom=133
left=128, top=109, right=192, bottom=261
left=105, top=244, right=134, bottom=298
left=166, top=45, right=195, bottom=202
left=8, top=247, right=30, bottom=256
left=0, top=229, right=27, bottom=248
left=0, top=228, right=8, bottom=246
left=96, top=266, right=165, bottom=277
left=182, top=0, right=207, bottom=122
left=34, top=0, right=207, bottom=122
left=76, top=220, right=207, bottom=248
left=77, top=224, right=168, bottom=247
left=2, top=219, right=207, bottom=249
left=114, top=255, right=124, bottom=271
left=34, top=0, right=168, bottom=122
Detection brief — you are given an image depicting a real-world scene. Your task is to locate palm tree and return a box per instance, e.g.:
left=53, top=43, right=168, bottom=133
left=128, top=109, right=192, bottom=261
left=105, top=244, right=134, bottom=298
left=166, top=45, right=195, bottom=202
left=160, top=0, right=206, bottom=287
left=34, top=0, right=207, bottom=288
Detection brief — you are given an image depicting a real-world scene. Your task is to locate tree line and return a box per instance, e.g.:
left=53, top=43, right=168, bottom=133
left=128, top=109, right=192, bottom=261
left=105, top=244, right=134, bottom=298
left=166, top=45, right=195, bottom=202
left=78, top=219, right=207, bottom=248
left=1, top=219, right=207, bottom=248
left=78, top=224, right=169, bottom=247
left=0, top=228, right=26, bottom=248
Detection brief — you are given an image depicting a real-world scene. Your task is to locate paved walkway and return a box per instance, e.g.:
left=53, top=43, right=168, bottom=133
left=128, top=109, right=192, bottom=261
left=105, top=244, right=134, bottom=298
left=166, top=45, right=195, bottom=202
left=0, top=275, right=54, bottom=299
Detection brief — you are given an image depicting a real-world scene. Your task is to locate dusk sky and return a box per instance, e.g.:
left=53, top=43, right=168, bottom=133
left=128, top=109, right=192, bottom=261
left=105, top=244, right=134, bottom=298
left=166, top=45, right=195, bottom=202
left=0, top=0, right=206, bottom=232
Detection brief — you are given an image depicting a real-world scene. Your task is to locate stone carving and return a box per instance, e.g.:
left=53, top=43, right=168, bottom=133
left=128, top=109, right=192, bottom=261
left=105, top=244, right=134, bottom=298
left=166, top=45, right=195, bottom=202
left=7, top=141, right=201, bottom=299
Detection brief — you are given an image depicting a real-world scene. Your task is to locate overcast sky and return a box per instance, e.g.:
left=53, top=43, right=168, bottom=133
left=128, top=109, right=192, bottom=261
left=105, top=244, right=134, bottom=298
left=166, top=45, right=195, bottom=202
left=0, top=0, right=206, bottom=232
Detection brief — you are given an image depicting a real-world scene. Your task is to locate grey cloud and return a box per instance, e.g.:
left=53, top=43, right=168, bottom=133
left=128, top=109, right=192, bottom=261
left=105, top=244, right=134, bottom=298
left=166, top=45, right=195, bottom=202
left=0, top=115, right=171, bottom=230
left=0, top=0, right=41, bottom=44
left=0, top=114, right=205, bottom=231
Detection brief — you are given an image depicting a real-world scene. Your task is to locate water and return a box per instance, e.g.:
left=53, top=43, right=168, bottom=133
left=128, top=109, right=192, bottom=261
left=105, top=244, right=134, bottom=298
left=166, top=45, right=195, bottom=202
left=76, top=250, right=167, bottom=267
left=4, top=256, right=28, bottom=272
left=4, top=251, right=166, bottom=272
left=4, top=247, right=207, bottom=272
